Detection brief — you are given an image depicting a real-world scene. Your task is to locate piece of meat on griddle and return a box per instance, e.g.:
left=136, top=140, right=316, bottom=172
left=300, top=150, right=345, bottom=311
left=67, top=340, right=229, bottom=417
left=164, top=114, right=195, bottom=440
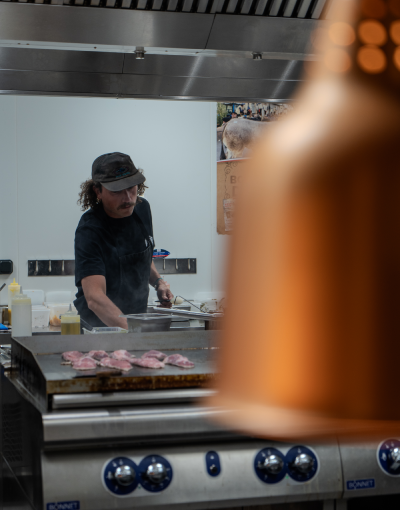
left=130, top=357, right=165, bottom=369
left=100, top=357, right=133, bottom=372
left=164, top=354, right=195, bottom=369
left=111, top=350, right=136, bottom=362
left=62, top=351, right=85, bottom=363
left=72, top=357, right=97, bottom=370
left=87, top=350, right=109, bottom=360
left=142, top=350, right=167, bottom=361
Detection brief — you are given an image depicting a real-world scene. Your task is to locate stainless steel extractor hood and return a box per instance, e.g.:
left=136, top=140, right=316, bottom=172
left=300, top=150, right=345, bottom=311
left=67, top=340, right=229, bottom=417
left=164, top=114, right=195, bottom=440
left=0, top=0, right=331, bottom=101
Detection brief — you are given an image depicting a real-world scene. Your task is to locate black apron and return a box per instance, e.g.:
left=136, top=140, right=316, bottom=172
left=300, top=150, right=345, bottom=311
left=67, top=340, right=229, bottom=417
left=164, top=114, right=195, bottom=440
left=78, top=210, right=154, bottom=329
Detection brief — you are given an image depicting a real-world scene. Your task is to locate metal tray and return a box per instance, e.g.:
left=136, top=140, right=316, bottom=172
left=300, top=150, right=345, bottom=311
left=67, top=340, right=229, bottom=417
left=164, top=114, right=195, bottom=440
left=148, top=307, right=223, bottom=320
left=10, top=330, right=218, bottom=411
left=121, top=313, right=173, bottom=333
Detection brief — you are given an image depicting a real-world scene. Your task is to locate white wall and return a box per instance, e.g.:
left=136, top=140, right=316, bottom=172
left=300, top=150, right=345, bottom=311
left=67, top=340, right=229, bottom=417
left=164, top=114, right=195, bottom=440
left=0, top=96, right=229, bottom=305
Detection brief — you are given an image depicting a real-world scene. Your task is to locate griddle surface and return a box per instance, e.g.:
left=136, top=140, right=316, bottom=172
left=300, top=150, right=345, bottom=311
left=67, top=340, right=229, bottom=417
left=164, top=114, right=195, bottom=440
left=37, top=350, right=215, bottom=394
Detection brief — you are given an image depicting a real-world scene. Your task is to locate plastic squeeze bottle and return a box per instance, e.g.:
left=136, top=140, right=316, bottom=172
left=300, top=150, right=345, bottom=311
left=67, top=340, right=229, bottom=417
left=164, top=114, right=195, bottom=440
left=12, top=293, right=32, bottom=337
left=61, top=305, right=81, bottom=335
left=7, top=278, right=20, bottom=326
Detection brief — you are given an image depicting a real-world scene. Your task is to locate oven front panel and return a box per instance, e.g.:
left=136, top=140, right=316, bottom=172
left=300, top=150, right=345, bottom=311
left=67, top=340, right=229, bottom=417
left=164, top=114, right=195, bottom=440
left=340, top=438, right=400, bottom=499
left=41, top=441, right=342, bottom=510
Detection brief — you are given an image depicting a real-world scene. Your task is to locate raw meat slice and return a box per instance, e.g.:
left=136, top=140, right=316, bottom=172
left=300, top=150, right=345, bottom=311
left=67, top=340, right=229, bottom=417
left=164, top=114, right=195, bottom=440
left=111, top=350, right=136, bottom=362
left=164, top=354, right=195, bottom=369
left=99, top=357, right=133, bottom=372
left=87, top=350, right=109, bottom=360
left=62, top=351, right=85, bottom=363
left=72, top=357, right=97, bottom=370
left=130, top=357, right=165, bottom=369
left=142, top=350, right=167, bottom=360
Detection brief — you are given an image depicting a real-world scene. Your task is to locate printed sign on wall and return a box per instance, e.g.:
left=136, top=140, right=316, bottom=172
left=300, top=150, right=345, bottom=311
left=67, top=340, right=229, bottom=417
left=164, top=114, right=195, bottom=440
left=216, top=102, right=293, bottom=235
left=217, top=159, right=247, bottom=235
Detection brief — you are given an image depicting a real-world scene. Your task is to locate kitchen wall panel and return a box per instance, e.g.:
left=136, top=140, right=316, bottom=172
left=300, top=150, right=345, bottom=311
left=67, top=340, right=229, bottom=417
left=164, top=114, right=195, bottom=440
left=0, top=96, right=226, bottom=304
left=0, top=96, right=18, bottom=293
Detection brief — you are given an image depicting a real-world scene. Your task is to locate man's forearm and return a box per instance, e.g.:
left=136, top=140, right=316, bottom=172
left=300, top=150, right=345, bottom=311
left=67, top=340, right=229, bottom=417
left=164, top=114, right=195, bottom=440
left=87, top=293, right=128, bottom=329
left=149, top=261, right=161, bottom=287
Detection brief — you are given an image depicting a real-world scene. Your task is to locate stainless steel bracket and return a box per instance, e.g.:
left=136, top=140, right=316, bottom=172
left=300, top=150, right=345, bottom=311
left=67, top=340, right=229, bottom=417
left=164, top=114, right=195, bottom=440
left=28, top=258, right=196, bottom=276
left=28, top=260, right=75, bottom=276
left=153, top=258, right=197, bottom=274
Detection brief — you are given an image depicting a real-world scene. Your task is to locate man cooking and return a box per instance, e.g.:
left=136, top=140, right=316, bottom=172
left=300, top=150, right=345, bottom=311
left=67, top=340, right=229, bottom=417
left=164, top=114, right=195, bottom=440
left=74, top=152, right=173, bottom=329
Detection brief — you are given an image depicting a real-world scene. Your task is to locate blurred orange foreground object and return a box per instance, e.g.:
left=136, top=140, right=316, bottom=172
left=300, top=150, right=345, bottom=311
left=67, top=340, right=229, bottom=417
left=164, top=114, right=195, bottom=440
left=205, top=0, right=400, bottom=441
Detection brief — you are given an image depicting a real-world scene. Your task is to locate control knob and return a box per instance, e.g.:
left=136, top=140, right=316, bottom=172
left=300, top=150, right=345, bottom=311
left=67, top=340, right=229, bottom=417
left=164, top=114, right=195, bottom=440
left=292, top=453, right=315, bottom=474
left=390, top=447, right=400, bottom=470
left=115, top=465, right=136, bottom=486
left=103, top=457, right=139, bottom=496
left=258, top=454, right=284, bottom=474
left=146, top=462, right=168, bottom=484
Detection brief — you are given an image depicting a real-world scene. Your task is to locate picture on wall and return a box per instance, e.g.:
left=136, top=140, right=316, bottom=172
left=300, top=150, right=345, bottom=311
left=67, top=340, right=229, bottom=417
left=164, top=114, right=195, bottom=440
left=217, top=102, right=293, bottom=162
left=216, top=102, right=293, bottom=235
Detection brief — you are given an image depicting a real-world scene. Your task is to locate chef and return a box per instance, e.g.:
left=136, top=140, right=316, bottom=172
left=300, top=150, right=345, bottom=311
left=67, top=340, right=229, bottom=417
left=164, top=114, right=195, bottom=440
left=74, top=152, right=173, bottom=329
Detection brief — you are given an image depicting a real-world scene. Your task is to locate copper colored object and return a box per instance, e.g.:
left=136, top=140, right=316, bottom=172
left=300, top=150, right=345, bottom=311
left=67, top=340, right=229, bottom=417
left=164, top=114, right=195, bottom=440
left=206, top=0, right=400, bottom=440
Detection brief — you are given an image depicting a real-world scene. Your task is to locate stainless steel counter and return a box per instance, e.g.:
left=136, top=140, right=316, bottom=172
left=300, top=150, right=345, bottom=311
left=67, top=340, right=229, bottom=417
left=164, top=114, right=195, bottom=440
left=0, top=320, right=205, bottom=340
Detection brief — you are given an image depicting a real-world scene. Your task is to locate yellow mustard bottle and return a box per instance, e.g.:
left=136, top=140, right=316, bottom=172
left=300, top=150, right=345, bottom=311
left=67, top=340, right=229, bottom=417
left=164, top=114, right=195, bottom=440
left=7, top=278, right=20, bottom=326
left=61, top=305, right=81, bottom=335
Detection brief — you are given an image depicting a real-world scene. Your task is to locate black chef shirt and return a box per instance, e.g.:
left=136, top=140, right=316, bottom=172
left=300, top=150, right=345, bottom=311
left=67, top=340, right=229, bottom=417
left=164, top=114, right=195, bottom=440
left=74, top=198, right=154, bottom=310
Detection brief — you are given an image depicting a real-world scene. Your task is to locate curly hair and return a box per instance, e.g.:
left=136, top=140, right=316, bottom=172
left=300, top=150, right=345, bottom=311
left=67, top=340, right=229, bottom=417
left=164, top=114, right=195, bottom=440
left=77, top=177, right=147, bottom=211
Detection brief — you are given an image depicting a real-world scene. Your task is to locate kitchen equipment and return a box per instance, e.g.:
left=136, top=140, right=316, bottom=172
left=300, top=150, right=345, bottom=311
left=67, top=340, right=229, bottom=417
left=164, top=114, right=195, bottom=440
left=1, top=331, right=382, bottom=510
left=32, top=305, right=50, bottom=328
left=83, top=327, right=127, bottom=334
left=60, top=304, right=80, bottom=335
left=11, top=293, right=32, bottom=337
left=174, top=295, right=204, bottom=312
left=7, top=277, right=20, bottom=325
left=0, top=344, right=11, bottom=368
left=0, top=283, right=6, bottom=292
left=9, top=331, right=217, bottom=406
left=148, top=307, right=223, bottom=320
left=122, top=313, right=173, bottom=333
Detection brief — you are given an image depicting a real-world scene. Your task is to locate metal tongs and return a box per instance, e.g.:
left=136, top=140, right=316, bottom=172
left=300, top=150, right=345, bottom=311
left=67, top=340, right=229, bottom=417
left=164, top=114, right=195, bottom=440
left=156, top=295, right=203, bottom=312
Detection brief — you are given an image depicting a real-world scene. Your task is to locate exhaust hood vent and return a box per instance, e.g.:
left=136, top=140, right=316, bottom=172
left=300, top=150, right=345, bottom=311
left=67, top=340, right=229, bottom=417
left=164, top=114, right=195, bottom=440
left=0, top=0, right=329, bottom=100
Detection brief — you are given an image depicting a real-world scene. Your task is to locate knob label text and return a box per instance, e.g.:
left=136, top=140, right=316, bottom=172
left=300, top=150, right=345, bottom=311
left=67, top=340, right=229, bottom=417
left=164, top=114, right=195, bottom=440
left=346, top=479, right=375, bottom=490
left=47, top=502, right=80, bottom=510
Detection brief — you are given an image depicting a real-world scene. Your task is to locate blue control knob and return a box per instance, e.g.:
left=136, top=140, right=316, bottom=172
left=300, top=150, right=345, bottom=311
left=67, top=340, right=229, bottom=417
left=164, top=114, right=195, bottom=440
left=286, top=446, right=318, bottom=482
left=103, top=457, right=139, bottom=496
left=254, top=447, right=286, bottom=484
left=378, top=439, right=400, bottom=476
left=206, top=451, right=221, bottom=476
left=139, top=455, right=173, bottom=492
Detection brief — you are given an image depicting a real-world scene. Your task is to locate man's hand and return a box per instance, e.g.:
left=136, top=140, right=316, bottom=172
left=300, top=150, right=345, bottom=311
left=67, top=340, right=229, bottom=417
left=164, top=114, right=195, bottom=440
left=157, top=281, right=174, bottom=308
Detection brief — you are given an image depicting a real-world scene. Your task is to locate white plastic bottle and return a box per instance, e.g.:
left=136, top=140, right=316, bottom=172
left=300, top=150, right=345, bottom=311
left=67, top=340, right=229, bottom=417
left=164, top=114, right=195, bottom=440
left=12, top=293, right=32, bottom=337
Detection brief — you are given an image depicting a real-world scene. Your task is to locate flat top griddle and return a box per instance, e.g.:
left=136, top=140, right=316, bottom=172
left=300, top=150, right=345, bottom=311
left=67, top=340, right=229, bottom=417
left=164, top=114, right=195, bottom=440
left=10, top=330, right=219, bottom=410
left=39, top=349, right=214, bottom=393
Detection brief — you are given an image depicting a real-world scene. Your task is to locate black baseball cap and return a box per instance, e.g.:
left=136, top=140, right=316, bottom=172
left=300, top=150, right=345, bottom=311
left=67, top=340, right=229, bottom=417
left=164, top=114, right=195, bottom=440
left=92, top=152, right=146, bottom=192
